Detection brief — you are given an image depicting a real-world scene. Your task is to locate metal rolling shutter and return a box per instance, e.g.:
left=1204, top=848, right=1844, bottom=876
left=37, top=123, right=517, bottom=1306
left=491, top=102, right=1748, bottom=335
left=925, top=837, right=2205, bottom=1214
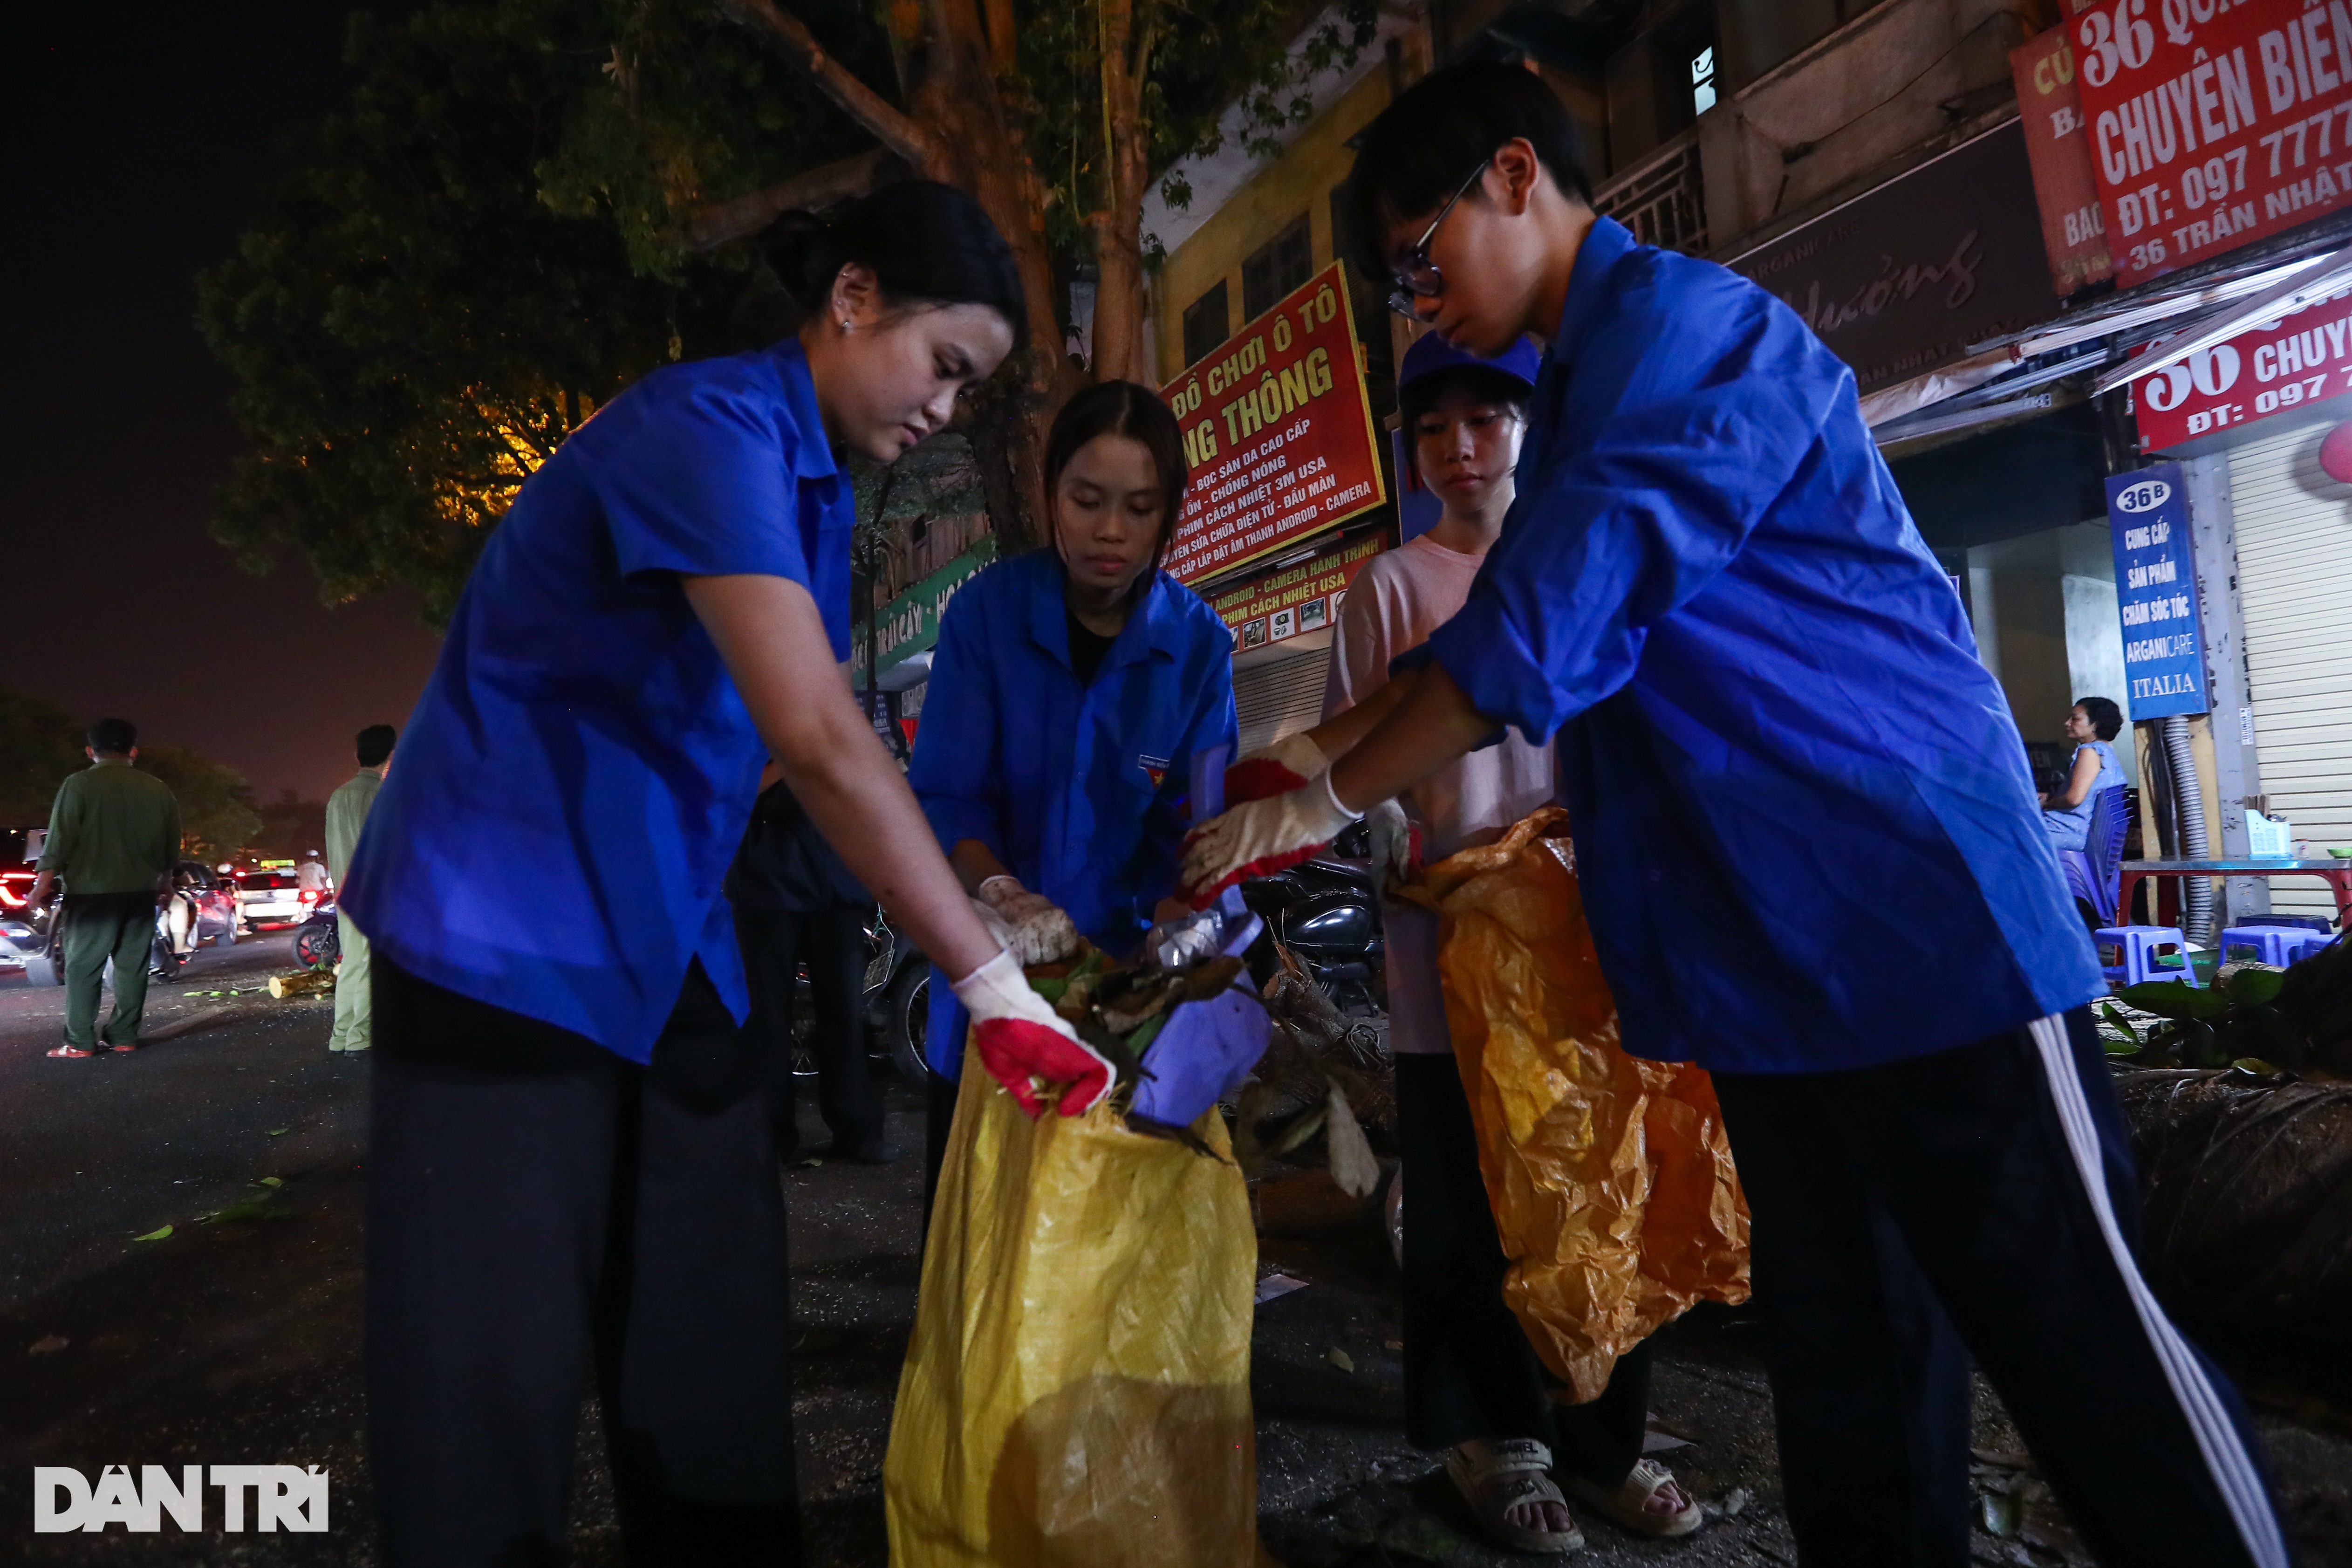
left=1234, top=644, right=1332, bottom=755
left=2225, top=422, right=2352, bottom=920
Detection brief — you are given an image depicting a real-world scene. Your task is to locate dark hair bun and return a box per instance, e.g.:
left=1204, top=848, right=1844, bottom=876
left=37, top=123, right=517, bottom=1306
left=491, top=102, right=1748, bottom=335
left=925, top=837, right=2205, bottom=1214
left=792, top=180, right=1027, bottom=344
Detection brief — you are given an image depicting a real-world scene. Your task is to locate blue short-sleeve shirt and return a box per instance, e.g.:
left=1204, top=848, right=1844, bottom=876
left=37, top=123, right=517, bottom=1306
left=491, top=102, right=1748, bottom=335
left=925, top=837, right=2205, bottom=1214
left=345, top=339, right=853, bottom=1062
left=1422, top=217, right=2106, bottom=1075
left=909, top=553, right=1240, bottom=1074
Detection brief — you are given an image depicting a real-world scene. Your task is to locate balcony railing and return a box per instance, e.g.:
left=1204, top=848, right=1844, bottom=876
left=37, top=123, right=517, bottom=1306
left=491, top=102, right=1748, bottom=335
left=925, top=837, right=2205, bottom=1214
left=1593, top=132, right=1708, bottom=256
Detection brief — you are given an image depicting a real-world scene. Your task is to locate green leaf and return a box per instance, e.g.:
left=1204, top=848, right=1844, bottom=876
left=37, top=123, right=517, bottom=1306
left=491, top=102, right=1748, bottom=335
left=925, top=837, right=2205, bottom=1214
left=2116, top=981, right=2229, bottom=1021
left=256, top=1176, right=283, bottom=1188
left=2230, top=1057, right=2286, bottom=1076
left=205, top=1198, right=277, bottom=1225
left=2226, top=967, right=2286, bottom=1007
left=1127, top=1012, right=1169, bottom=1056
left=1028, top=976, right=1070, bottom=1003
left=131, top=1225, right=174, bottom=1243
left=1326, top=1347, right=1354, bottom=1373
left=2099, top=1003, right=2142, bottom=1050
left=265, top=1128, right=289, bottom=1137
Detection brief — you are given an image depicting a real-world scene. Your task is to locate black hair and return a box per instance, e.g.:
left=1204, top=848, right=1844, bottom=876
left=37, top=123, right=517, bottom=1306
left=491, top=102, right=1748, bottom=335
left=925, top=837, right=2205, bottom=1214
left=1043, top=380, right=1190, bottom=589
left=787, top=180, right=1026, bottom=345
left=87, top=718, right=136, bottom=755
left=1399, top=365, right=1535, bottom=477
left=356, top=724, right=397, bottom=767
left=2077, top=697, right=2124, bottom=742
left=1337, top=61, right=1593, bottom=286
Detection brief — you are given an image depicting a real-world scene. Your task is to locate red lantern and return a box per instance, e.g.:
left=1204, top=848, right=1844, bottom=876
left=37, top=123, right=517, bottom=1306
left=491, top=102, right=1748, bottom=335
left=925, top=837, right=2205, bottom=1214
left=2320, top=419, right=2352, bottom=484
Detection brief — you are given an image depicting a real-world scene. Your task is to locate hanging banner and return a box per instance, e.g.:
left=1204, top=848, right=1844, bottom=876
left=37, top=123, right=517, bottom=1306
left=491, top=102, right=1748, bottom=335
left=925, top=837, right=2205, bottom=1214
left=2071, top=0, right=2352, bottom=288
left=2133, top=285, right=2352, bottom=446
left=1205, top=529, right=1387, bottom=654
left=2011, top=25, right=2117, bottom=295
left=2105, top=464, right=2210, bottom=718
left=1161, top=262, right=1387, bottom=585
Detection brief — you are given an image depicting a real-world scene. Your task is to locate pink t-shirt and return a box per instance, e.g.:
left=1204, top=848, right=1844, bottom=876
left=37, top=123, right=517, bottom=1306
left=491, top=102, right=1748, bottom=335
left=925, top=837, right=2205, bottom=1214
left=1324, top=535, right=1555, bottom=1052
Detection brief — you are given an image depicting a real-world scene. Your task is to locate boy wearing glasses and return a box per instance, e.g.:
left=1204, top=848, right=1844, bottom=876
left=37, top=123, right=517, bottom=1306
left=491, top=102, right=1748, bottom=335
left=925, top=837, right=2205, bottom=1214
left=1184, top=61, right=2283, bottom=1568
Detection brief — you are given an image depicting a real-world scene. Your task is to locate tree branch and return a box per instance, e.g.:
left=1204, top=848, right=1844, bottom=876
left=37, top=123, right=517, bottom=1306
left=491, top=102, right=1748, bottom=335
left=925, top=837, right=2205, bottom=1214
left=687, top=149, right=900, bottom=251
left=713, top=0, right=941, bottom=171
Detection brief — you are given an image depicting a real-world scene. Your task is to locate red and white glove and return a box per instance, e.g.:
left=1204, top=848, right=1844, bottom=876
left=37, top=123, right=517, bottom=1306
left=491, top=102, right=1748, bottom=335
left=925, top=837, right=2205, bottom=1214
left=1223, top=731, right=1330, bottom=804
left=1180, top=773, right=1361, bottom=906
left=974, top=876, right=1082, bottom=966
left=952, top=948, right=1112, bottom=1118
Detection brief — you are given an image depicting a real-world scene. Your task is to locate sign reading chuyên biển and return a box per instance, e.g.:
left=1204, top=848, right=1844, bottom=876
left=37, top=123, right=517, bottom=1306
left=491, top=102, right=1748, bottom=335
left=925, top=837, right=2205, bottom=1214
left=2105, top=463, right=2209, bottom=719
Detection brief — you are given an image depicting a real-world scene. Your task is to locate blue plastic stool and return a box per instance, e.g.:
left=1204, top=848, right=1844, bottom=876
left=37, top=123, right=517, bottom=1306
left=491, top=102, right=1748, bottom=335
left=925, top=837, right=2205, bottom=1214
left=2095, top=925, right=2201, bottom=988
left=2279, top=930, right=2336, bottom=967
left=2219, top=926, right=2307, bottom=966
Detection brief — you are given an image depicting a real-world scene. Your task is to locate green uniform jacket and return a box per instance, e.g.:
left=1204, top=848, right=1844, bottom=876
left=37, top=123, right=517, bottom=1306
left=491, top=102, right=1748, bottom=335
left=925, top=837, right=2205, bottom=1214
left=326, top=768, right=383, bottom=887
left=39, top=760, right=181, bottom=895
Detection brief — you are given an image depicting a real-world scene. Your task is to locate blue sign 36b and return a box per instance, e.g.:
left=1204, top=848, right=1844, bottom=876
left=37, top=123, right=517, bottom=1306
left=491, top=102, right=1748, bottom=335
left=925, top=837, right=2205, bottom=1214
left=2105, top=463, right=2208, bottom=720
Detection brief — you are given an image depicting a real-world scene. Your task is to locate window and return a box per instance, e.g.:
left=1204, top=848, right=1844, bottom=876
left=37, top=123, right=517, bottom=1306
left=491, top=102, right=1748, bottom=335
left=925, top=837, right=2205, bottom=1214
left=1182, top=280, right=1231, bottom=369
left=1242, top=216, right=1313, bottom=323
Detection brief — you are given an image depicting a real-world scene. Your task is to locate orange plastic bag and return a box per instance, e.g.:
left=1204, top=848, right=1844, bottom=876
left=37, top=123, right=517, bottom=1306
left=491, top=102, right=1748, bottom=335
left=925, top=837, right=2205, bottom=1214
left=1408, top=807, right=1750, bottom=1401
left=883, top=1042, right=1262, bottom=1567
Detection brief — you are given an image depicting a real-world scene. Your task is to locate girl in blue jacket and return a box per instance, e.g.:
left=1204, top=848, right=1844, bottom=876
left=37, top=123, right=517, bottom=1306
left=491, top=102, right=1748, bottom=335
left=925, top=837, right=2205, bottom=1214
left=909, top=379, right=1239, bottom=1189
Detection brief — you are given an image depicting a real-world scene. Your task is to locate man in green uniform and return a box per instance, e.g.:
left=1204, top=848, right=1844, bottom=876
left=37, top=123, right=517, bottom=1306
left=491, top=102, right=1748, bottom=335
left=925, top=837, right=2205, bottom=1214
left=325, top=724, right=394, bottom=1054
left=29, top=718, right=182, bottom=1059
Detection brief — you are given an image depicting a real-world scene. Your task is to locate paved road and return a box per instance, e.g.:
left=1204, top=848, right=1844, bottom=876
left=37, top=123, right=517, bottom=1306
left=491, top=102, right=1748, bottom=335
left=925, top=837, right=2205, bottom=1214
left=1, top=945, right=2346, bottom=1565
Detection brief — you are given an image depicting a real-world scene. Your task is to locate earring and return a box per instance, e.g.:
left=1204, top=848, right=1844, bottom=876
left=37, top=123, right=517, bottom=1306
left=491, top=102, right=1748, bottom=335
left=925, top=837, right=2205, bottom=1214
left=840, top=317, right=853, bottom=331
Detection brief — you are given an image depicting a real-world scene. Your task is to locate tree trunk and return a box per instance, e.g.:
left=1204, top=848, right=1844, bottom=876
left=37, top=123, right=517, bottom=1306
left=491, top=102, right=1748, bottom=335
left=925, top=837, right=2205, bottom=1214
left=1088, top=0, right=1157, bottom=385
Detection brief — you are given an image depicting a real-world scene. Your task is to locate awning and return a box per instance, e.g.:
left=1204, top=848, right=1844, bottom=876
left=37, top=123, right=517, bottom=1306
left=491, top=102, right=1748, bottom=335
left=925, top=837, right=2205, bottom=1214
left=2089, top=244, right=2352, bottom=397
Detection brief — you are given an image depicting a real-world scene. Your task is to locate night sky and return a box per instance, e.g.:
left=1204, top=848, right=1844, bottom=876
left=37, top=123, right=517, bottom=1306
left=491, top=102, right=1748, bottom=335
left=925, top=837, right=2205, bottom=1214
left=10, top=3, right=443, bottom=804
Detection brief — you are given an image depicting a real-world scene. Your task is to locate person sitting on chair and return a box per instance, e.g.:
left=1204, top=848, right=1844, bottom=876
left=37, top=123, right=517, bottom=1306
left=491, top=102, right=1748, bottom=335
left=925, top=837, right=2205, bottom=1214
left=2039, top=697, right=2126, bottom=852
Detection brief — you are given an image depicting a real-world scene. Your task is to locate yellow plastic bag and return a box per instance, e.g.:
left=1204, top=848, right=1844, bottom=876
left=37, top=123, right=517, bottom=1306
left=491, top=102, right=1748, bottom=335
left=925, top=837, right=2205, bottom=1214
left=884, top=1043, right=1262, bottom=1567
left=1410, top=807, right=1750, bottom=1402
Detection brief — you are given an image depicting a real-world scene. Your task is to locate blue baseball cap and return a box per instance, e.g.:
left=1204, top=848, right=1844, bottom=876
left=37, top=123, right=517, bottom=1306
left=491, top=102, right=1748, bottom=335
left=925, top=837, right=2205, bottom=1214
left=1397, top=331, right=1542, bottom=395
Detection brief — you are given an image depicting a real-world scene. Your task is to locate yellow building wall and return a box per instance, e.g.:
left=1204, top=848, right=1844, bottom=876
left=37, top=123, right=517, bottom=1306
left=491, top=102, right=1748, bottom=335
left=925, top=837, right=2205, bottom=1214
left=1153, top=66, right=1398, bottom=384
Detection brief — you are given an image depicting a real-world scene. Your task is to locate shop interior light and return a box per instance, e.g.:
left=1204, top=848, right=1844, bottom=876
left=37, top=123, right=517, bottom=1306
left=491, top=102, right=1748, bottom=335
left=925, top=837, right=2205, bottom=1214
left=2090, top=244, right=2352, bottom=397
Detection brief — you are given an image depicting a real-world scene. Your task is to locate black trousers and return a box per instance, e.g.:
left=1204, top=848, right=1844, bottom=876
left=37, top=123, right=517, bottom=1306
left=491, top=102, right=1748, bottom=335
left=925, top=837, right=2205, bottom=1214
left=367, top=958, right=802, bottom=1568
left=1395, top=1055, right=1650, bottom=1486
left=1712, top=1009, right=2285, bottom=1568
left=736, top=905, right=883, bottom=1158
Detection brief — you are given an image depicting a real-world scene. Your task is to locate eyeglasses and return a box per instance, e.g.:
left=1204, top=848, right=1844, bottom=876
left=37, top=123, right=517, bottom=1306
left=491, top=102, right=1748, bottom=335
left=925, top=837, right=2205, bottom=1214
left=1387, top=160, right=1491, bottom=319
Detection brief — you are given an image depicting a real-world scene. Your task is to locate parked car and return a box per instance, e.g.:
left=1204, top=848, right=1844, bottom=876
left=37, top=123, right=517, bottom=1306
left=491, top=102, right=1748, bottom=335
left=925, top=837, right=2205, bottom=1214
left=0, top=827, right=44, bottom=924
left=233, top=868, right=310, bottom=930
left=157, top=861, right=240, bottom=968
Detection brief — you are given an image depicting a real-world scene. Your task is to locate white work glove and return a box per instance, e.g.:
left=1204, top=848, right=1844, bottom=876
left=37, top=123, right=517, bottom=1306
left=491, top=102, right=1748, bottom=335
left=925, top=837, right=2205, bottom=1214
left=1180, top=774, right=1361, bottom=906
left=1224, top=731, right=1331, bottom=803
left=974, top=875, right=1082, bottom=965
left=1364, top=798, right=1422, bottom=890
left=952, top=948, right=1111, bottom=1117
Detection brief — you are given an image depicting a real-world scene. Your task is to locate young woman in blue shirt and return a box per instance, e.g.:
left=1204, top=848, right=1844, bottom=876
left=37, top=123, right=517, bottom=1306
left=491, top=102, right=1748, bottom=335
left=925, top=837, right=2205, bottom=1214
left=346, top=182, right=1099, bottom=1567
left=1185, top=64, right=2284, bottom=1568
left=908, top=379, right=1238, bottom=1199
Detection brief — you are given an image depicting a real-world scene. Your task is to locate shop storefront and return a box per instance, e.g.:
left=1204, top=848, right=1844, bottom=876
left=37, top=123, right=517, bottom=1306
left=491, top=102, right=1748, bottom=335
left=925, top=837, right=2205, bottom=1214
left=1159, top=262, right=1391, bottom=753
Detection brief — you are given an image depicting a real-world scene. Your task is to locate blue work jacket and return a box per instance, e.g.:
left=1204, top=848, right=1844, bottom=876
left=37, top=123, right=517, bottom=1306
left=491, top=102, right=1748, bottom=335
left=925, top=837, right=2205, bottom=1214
left=1420, top=217, right=2106, bottom=1075
left=910, top=551, right=1239, bottom=1075
left=346, top=339, right=853, bottom=1062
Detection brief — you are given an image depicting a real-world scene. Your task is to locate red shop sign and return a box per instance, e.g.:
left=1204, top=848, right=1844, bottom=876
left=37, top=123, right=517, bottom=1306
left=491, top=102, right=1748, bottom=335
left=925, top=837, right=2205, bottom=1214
left=2132, top=286, right=2352, bottom=446
left=2072, top=0, right=2352, bottom=288
left=2011, top=25, right=2117, bottom=294
left=1160, top=261, right=1387, bottom=585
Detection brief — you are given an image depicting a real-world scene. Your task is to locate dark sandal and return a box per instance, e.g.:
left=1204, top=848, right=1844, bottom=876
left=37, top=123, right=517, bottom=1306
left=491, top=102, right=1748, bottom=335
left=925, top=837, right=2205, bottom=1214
left=1444, top=1438, right=1584, bottom=1554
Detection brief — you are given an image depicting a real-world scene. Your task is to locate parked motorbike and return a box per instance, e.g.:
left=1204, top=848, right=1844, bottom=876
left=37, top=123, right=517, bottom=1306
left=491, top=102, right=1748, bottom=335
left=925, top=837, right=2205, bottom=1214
left=1239, top=818, right=1386, bottom=1015
left=781, top=906, right=934, bottom=1087
left=293, top=896, right=341, bottom=971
